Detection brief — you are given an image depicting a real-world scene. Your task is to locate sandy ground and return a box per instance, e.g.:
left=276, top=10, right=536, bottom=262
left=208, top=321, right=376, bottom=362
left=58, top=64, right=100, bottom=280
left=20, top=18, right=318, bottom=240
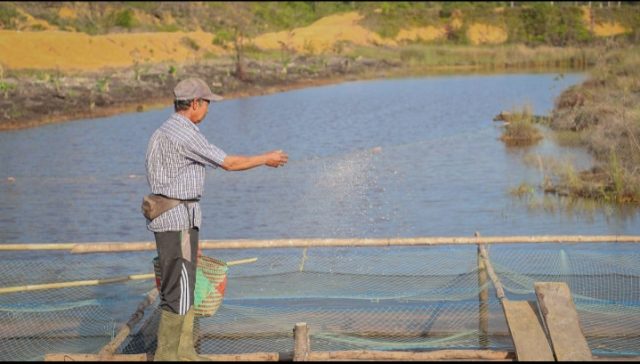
left=0, top=30, right=228, bottom=71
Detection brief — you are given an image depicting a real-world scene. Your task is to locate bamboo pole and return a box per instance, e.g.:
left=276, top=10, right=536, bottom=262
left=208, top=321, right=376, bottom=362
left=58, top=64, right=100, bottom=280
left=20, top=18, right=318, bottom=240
left=0, top=258, right=257, bottom=294
left=44, top=353, right=148, bottom=361
left=1, top=243, right=76, bottom=251
left=3, top=235, right=640, bottom=253
left=476, top=233, right=489, bottom=349
left=201, top=352, right=280, bottom=361
left=592, top=356, right=640, bottom=361
left=43, top=351, right=640, bottom=362
left=293, top=322, right=310, bottom=362
left=45, top=352, right=281, bottom=361
left=0, top=276, right=137, bottom=294
left=99, top=288, right=158, bottom=356
left=306, top=349, right=516, bottom=361
left=225, top=257, right=258, bottom=266
left=198, top=330, right=515, bottom=340
left=478, top=244, right=506, bottom=301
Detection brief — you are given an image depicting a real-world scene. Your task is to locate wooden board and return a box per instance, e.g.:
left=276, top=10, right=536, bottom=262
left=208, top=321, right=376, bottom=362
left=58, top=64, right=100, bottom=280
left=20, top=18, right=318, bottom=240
left=44, top=352, right=279, bottom=361
left=307, top=349, right=515, bottom=361
left=44, top=353, right=147, bottom=361
left=502, top=300, right=554, bottom=361
left=202, top=352, right=280, bottom=361
left=535, top=282, right=592, bottom=361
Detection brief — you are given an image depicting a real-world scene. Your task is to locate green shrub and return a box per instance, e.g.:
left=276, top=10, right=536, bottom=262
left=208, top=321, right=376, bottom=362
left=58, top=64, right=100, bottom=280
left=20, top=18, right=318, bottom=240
left=212, top=29, right=233, bottom=48
left=252, top=2, right=320, bottom=31
left=95, top=77, right=110, bottom=93
left=114, top=9, right=136, bottom=29
left=508, top=4, right=591, bottom=46
left=0, top=3, right=25, bottom=29
left=0, top=80, right=16, bottom=98
left=168, top=65, right=177, bottom=77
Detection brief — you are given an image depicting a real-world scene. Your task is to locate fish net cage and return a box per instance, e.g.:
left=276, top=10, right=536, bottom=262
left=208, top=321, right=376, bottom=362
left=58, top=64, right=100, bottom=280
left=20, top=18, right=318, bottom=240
left=0, top=239, right=639, bottom=361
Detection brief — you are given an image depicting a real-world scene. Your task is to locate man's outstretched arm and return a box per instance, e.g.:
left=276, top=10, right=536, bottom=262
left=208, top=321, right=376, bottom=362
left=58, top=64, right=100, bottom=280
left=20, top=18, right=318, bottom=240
left=221, top=150, right=288, bottom=171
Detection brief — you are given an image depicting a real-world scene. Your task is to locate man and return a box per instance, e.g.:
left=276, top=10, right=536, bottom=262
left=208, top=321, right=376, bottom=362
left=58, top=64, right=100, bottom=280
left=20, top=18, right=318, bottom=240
left=145, top=77, right=288, bottom=361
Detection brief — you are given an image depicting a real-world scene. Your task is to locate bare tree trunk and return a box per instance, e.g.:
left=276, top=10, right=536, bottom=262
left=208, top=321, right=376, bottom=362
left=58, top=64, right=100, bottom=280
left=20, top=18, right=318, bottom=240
left=233, top=28, right=246, bottom=81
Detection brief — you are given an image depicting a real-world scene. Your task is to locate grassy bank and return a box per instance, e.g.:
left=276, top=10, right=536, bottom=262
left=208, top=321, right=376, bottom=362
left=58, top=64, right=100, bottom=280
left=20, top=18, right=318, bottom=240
left=545, top=43, right=640, bottom=204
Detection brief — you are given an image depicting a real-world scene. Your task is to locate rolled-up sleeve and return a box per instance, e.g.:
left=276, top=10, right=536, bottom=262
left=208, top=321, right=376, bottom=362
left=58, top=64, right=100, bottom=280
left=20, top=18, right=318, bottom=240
left=182, top=132, right=227, bottom=168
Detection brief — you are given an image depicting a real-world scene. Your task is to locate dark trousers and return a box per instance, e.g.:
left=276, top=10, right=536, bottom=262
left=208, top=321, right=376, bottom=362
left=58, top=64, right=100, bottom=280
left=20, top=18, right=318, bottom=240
left=154, top=228, right=199, bottom=315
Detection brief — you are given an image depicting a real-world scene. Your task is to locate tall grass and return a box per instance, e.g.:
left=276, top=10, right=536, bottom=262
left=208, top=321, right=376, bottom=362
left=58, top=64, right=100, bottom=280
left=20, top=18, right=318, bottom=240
left=347, top=44, right=596, bottom=71
left=550, top=44, right=640, bottom=204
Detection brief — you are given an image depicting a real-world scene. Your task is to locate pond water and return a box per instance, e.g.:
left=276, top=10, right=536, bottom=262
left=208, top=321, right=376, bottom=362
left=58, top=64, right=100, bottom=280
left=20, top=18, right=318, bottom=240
left=3, top=72, right=640, bottom=361
left=1, top=72, right=639, bottom=244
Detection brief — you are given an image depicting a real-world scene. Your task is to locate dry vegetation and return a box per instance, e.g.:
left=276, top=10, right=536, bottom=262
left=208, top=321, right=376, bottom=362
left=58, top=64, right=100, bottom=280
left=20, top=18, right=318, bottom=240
left=499, top=105, right=544, bottom=147
left=548, top=43, right=640, bottom=204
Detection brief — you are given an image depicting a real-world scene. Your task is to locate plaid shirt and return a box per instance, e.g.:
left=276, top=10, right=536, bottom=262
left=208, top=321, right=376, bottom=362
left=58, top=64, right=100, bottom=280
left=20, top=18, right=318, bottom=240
left=145, top=113, right=227, bottom=232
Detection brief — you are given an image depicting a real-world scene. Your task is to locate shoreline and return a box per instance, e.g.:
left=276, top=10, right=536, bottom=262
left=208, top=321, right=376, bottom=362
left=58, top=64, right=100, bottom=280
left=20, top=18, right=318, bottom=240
left=0, top=75, right=363, bottom=132
left=0, top=56, right=385, bottom=132
left=0, top=57, right=584, bottom=132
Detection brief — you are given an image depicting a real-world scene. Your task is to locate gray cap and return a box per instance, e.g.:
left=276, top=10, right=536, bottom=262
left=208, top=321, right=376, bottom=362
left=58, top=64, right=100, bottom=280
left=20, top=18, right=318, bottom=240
left=173, top=78, right=223, bottom=102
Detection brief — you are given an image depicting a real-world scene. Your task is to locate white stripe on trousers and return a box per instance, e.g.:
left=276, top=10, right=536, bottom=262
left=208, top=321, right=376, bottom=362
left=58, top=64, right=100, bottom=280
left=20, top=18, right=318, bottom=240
left=180, top=263, right=189, bottom=315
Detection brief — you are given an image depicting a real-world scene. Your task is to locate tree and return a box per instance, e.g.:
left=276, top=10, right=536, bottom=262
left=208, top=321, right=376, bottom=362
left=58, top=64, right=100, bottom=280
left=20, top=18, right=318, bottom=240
left=232, top=25, right=247, bottom=81
left=224, top=3, right=255, bottom=82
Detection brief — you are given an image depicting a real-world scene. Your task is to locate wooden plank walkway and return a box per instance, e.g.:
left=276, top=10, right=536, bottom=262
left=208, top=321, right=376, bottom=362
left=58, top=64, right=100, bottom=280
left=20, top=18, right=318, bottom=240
left=535, top=282, right=593, bottom=361
left=502, top=300, right=554, bottom=361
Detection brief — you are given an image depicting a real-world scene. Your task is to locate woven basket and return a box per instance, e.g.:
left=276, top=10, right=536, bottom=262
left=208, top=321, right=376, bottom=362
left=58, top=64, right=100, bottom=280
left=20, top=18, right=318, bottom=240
left=153, top=255, right=228, bottom=317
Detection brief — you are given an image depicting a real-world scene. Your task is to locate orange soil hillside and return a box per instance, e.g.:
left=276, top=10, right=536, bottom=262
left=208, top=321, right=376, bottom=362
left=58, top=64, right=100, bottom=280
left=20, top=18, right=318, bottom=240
left=252, top=12, right=398, bottom=53
left=0, top=8, right=631, bottom=72
left=0, top=30, right=226, bottom=71
left=466, top=23, right=508, bottom=45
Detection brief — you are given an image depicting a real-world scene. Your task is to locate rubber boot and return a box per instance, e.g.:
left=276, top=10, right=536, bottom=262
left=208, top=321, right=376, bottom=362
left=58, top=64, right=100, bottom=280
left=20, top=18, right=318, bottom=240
left=178, top=306, right=208, bottom=361
left=154, top=309, right=184, bottom=361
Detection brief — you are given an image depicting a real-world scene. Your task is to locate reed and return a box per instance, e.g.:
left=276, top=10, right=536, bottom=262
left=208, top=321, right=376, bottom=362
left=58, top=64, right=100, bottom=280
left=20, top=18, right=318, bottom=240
left=500, top=106, right=543, bottom=147
left=347, top=43, right=596, bottom=71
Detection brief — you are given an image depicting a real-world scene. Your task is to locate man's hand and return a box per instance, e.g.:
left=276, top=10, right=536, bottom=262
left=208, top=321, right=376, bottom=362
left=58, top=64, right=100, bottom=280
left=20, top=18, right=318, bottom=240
left=264, top=150, right=288, bottom=168
left=222, top=151, right=288, bottom=171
